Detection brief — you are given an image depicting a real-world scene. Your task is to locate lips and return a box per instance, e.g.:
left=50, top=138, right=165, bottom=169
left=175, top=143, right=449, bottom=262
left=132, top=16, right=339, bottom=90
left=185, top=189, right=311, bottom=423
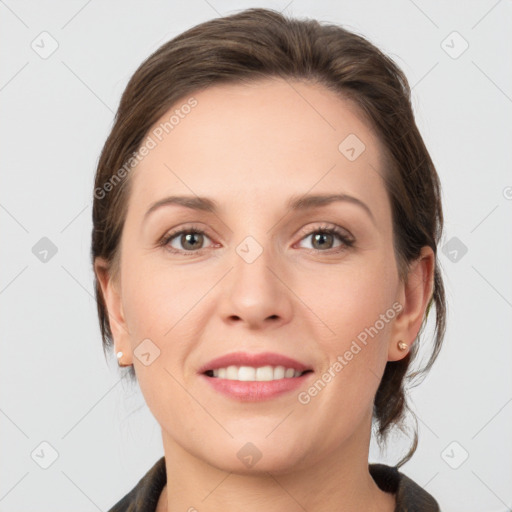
left=197, top=351, right=313, bottom=375
left=197, top=351, right=315, bottom=402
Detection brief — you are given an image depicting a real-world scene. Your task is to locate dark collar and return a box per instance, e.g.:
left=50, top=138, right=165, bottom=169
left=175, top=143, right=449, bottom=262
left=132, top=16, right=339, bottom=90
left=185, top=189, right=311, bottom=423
left=107, top=456, right=440, bottom=512
left=369, top=463, right=440, bottom=511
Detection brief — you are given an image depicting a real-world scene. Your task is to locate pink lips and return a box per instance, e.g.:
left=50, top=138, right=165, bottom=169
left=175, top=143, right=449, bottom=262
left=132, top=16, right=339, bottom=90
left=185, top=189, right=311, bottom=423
left=198, top=351, right=314, bottom=402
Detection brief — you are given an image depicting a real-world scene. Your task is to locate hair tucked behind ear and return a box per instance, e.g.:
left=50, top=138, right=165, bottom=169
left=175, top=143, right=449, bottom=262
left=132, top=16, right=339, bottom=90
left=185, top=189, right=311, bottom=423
left=91, top=7, right=446, bottom=467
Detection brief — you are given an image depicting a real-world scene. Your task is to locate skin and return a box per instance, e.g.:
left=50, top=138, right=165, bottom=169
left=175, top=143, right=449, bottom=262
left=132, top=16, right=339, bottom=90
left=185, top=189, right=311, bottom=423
left=96, top=77, right=434, bottom=512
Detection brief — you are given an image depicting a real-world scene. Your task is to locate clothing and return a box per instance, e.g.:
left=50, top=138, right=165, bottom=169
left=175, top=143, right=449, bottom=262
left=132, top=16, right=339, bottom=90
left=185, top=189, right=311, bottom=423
left=107, top=456, right=440, bottom=512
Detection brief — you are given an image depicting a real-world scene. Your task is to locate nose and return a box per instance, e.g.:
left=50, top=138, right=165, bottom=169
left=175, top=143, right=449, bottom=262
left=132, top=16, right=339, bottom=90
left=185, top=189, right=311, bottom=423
left=218, top=241, right=294, bottom=330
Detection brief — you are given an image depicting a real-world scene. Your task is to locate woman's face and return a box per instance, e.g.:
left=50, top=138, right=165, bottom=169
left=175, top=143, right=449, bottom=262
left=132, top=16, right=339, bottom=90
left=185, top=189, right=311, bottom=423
left=99, top=77, right=428, bottom=473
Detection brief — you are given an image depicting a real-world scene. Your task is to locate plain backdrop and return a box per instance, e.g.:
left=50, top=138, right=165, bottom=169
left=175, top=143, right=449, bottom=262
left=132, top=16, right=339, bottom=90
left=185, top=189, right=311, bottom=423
left=1, top=1, right=511, bottom=511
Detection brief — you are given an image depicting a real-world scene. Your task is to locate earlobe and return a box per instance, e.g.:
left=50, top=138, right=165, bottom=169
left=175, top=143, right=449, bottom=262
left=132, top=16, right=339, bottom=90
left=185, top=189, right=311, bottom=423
left=388, top=246, right=435, bottom=362
left=94, top=257, right=133, bottom=365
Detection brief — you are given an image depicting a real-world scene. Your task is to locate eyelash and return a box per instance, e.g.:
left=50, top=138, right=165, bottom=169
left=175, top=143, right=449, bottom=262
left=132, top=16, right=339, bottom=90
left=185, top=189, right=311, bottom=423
left=159, top=223, right=355, bottom=256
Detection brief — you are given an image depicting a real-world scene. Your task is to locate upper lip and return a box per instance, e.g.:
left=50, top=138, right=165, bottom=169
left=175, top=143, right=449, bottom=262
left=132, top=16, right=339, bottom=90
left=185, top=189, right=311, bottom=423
left=198, top=351, right=313, bottom=374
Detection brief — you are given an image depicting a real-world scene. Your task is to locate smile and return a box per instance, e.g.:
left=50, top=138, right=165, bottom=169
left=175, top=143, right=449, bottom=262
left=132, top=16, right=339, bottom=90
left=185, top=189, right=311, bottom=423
left=204, top=365, right=312, bottom=381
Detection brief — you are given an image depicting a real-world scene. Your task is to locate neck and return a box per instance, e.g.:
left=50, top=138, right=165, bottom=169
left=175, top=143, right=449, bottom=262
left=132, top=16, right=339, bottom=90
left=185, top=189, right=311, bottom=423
left=158, top=410, right=395, bottom=512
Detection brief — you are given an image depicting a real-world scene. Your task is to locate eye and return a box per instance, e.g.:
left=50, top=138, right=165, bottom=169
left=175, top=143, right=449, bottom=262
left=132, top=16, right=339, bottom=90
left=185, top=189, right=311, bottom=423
left=160, top=225, right=215, bottom=255
left=296, top=224, right=355, bottom=253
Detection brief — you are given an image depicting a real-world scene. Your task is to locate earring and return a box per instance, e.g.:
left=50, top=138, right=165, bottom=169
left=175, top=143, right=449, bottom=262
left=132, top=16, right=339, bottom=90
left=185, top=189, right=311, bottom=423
left=397, top=340, right=408, bottom=351
left=116, top=351, right=131, bottom=367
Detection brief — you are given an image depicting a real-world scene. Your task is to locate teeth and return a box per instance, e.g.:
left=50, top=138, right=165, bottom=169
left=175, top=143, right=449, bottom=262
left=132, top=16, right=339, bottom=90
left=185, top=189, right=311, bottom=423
left=284, top=368, right=295, bottom=378
left=211, top=365, right=303, bottom=381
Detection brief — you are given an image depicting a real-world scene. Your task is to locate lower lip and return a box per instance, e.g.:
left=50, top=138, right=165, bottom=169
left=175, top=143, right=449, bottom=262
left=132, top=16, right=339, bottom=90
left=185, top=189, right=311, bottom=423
left=200, top=372, right=313, bottom=402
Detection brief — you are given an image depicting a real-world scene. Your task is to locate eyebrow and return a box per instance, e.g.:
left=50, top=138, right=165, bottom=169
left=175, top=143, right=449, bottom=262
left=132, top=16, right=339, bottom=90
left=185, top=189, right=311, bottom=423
left=144, top=193, right=375, bottom=224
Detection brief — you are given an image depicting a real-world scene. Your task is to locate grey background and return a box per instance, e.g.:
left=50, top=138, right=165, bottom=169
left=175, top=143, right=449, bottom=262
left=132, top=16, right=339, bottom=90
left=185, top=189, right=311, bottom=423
left=1, top=1, right=511, bottom=511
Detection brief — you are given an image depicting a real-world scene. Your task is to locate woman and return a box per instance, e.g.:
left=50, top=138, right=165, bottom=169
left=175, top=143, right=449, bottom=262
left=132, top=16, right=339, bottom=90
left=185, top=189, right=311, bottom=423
left=92, top=7, right=445, bottom=511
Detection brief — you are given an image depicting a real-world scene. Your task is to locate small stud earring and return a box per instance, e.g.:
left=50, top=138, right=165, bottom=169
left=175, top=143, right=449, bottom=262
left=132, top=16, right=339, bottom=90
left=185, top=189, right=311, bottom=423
left=397, top=340, right=408, bottom=351
left=116, top=351, right=131, bottom=367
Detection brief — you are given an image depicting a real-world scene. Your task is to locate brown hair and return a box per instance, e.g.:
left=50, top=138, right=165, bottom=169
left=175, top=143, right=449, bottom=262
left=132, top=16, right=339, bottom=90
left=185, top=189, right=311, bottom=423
left=91, top=7, right=446, bottom=467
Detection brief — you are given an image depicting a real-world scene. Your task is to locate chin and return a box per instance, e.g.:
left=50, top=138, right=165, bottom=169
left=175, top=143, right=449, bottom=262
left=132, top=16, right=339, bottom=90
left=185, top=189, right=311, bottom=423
left=200, top=438, right=311, bottom=476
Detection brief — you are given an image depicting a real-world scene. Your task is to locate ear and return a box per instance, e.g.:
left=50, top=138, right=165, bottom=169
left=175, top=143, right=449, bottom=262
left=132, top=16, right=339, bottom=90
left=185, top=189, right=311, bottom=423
left=94, top=257, right=133, bottom=364
left=388, top=246, right=435, bottom=362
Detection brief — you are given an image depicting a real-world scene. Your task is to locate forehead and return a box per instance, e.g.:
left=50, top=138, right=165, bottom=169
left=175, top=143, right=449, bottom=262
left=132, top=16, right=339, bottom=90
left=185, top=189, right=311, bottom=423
left=128, top=77, right=389, bottom=219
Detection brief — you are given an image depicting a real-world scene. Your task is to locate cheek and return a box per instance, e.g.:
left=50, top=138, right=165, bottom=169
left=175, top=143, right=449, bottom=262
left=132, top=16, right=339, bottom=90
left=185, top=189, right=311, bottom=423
left=300, top=258, right=396, bottom=338
left=119, top=257, right=200, bottom=414
left=121, top=254, right=199, bottom=339
left=299, top=268, right=395, bottom=407
left=295, top=257, right=396, bottom=401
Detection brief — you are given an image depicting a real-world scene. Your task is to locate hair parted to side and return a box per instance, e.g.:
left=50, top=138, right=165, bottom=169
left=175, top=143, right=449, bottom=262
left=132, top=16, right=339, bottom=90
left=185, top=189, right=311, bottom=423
left=91, top=7, right=446, bottom=467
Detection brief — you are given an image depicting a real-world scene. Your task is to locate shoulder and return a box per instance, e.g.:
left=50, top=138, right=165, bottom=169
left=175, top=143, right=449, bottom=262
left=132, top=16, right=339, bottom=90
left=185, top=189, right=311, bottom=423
left=369, top=463, right=440, bottom=511
left=107, top=456, right=167, bottom=512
